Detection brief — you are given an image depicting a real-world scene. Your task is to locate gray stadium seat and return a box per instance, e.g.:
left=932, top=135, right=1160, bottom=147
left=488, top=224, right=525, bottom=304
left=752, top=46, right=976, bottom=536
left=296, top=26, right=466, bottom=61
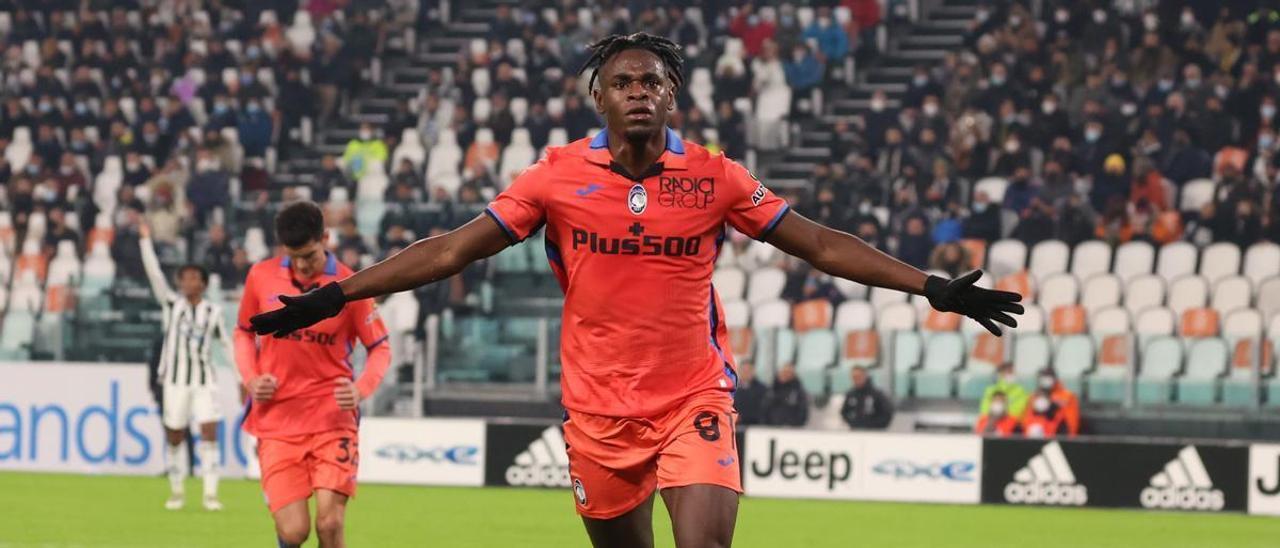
left=1176, top=338, right=1229, bottom=405
left=1136, top=337, right=1184, bottom=405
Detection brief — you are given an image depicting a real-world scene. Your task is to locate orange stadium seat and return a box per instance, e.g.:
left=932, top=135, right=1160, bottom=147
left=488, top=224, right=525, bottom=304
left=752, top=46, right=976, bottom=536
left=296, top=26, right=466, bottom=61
left=969, top=332, right=1005, bottom=366
left=791, top=299, right=833, bottom=332
left=1180, top=308, right=1220, bottom=338
left=1232, top=338, right=1273, bottom=374
left=1050, top=305, right=1087, bottom=335
left=922, top=309, right=961, bottom=332
left=728, top=326, right=754, bottom=361
left=997, top=270, right=1034, bottom=302
left=1098, top=334, right=1132, bottom=369
left=842, top=330, right=879, bottom=366
left=959, top=239, right=987, bottom=270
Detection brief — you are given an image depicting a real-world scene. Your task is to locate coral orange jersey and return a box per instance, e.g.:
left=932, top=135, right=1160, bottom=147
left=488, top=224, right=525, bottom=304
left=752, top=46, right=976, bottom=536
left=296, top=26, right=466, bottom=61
left=486, top=128, right=789, bottom=417
left=234, top=253, right=391, bottom=438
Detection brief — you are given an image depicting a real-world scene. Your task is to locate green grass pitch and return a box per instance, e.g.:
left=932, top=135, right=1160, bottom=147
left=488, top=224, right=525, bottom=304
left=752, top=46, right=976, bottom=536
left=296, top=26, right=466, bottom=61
left=1, top=472, right=1278, bottom=547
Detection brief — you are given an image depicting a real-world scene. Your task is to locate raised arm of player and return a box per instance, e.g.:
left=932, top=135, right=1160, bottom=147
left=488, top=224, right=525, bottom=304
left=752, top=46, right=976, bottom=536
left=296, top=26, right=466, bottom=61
left=720, top=159, right=1022, bottom=336
left=765, top=212, right=1022, bottom=335
left=348, top=297, right=392, bottom=399
left=138, top=223, right=176, bottom=307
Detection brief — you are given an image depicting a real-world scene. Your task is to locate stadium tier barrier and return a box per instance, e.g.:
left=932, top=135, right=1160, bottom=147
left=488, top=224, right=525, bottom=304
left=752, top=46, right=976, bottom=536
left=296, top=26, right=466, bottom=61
left=3, top=361, right=1279, bottom=517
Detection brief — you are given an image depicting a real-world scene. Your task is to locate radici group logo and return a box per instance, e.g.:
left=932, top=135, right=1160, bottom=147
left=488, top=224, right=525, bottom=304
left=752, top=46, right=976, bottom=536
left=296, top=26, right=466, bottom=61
left=1140, top=446, right=1225, bottom=511
left=1003, top=441, right=1088, bottom=506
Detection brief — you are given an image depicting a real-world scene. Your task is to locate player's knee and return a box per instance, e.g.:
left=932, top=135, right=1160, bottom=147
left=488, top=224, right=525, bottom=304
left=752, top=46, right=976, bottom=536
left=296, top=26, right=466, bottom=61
left=315, top=512, right=344, bottom=538
left=165, top=429, right=185, bottom=445
left=276, top=523, right=309, bottom=546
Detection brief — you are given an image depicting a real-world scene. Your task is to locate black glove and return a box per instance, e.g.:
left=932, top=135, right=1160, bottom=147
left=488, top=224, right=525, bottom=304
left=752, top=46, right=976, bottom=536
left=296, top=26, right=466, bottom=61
left=923, top=270, right=1023, bottom=336
left=249, top=282, right=347, bottom=338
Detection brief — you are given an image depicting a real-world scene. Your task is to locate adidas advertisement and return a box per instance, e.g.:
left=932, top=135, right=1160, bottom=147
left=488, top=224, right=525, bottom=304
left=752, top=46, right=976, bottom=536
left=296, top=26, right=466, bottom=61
left=982, top=439, right=1246, bottom=512
left=484, top=422, right=571, bottom=488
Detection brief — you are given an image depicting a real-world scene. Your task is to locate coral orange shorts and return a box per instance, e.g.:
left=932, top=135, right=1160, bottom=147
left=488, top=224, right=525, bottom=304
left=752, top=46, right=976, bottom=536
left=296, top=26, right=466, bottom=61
left=257, top=429, right=359, bottom=513
left=563, top=390, right=742, bottom=520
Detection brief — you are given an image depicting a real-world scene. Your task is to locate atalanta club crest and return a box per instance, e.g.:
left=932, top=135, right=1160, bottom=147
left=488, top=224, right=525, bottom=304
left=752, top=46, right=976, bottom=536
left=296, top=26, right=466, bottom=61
left=573, top=478, right=588, bottom=505
left=628, top=184, right=647, bottom=215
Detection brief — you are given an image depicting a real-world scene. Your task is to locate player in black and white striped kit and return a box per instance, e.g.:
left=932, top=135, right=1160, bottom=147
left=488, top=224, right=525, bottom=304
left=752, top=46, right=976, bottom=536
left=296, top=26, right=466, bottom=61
left=140, top=223, right=236, bottom=512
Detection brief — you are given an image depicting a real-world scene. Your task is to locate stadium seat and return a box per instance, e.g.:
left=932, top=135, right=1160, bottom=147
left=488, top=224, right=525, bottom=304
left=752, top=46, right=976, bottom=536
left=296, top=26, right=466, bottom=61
left=746, top=267, right=786, bottom=305
left=1090, top=306, right=1130, bottom=336
left=1037, top=272, right=1079, bottom=313
left=1244, top=242, right=1280, bottom=286
left=46, top=241, right=81, bottom=287
left=244, top=228, right=269, bottom=262
left=286, top=11, right=317, bottom=53
left=1054, top=335, right=1095, bottom=394
left=1049, top=305, right=1087, bottom=336
left=5, top=126, right=32, bottom=171
left=509, top=96, right=529, bottom=125
left=1199, top=242, right=1242, bottom=285
left=876, top=302, right=917, bottom=333
left=391, top=128, right=427, bottom=170
left=956, top=331, right=1011, bottom=400
left=987, top=239, right=1027, bottom=278
left=14, top=240, right=47, bottom=283
left=1168, top=275, right=1209, bottom=316
left=1028, top=240, right=1070, bottom=283
left=832, top=277, right=868, bottom=300
left=493, top=242, right=531, bottom=273
left=996, top=270, right=1034, bottom=302
left=888, top=330, right=923, bottom=397
left=1136, top=337, right=1185, bottom=405
left=1180, top=308, right=1220, bottom=338
left=833, top=330, right=880, bottom=393
left=834, top=300, right=874, bottom=332
left=0, top=309, right=35, bottom=360
left=1156, top=242, right=1197, bottom=283
left=499, top=129, right=537, bottom=187
left=0, top=210, right=13, bottom=255
left=974, top=177, right=1009, bottom=204
left=1211, top=276, right=1252, bottom=318
left=960, top=239, right=988, bottom=270
left=1179, top=178, right=1216, bottom=212
left=792, top=299, right=833, bottom=332
left=722, top=300, right=750, bottom=328
left=426, top=129, right=464, bottom=197
left=465, top=128, right=500, bottom=177
left=1222, top=310, right=1270, bottom=406
left=913, top=332, right=965, bottom=398
left=0, top=252, right=10, bottom=287
left=712, top=268, right=746, bottom=302
left=1114, top=240, right=1155, bottom=283
left=547, top=127, right=569, bottom=149
left=80, top=244, right=116, bottom=296
left=93, top=156, right=123, bottom=212
left=470, top=67, right=491, bottom=98
left=1018, top=303, right=1045, bottom=332
left=1135, top=307, right=1176, bottom=341
left=1259, top=277, right=1280, bottom=324
left=751, top=300, right=790, bottom=329
left=1070, top=240, right=1112, bottom=280
left=357, top=159, right=390, bottom=201
left=690, top=67, right=714, bottom=119
left=869, top=285, right=909, bottom=311
left=1123, top=274, right=1166, bottom=318
left=921, top=310, right=961, bottom=332
left=1081, top=274, right=1121, bottom=316
left=1176, top=338, right=1229, bottom=405
left=728, top=326, right=754, bottom=361
left=794, top=329, right=837, bottom=393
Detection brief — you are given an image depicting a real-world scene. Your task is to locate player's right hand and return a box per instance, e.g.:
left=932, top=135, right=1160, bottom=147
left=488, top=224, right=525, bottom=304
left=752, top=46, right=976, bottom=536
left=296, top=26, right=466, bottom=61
left=249, top=281, right=347, bottom=338
left=923, top=270, right=1024, bottom=336
left=249, top=374, right=278, bottom=402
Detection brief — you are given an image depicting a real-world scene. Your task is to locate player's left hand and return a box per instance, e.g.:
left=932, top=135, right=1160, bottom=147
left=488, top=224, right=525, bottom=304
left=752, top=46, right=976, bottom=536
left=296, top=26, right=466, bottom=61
left=250, top=282, right=347, bottom=338
left=923, top=270, right=1024, bottom=336
left=334, top=378, right=361, bottom=410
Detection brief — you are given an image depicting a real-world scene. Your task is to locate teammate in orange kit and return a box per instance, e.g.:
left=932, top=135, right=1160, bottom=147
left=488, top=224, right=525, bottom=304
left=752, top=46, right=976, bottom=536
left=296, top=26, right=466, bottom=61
left=235, top=202, right=391, bottom=548
left=250, top=33, right=1022, bottom=548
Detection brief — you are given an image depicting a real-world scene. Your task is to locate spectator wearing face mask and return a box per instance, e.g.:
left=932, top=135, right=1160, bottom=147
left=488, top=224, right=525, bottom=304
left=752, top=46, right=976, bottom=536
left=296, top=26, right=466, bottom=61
left=975, top=391, right=1020, bottom=437
left=342, top=123, right=388, bottom=180
left=962, top=190, right=1002, bottom=243
left=763, top=364, right=809, bottom=427
left=1021, top=389, right=1065, bottom=439
left=733, top=362, right=768, bottom=427
left=841, top=367, right=893, bottom=430
left=1035, top=368, right=1080, bottom=436
left=236, top=99, right=274, bottom=158
left=980, top=363, right=1028, bottom=418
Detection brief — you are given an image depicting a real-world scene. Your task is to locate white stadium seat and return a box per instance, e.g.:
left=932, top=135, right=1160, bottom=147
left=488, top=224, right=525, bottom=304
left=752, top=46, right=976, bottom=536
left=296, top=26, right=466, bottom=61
left=1179, top=178, right=1216, bottom=212
left=426, top=129, right=464, bottom=197
left=1070, top=240, right=1112, bottom=280
left=974, top=177, right=1009, bottom=204
left=712, top=268, right=747, bottom=302
left=1156, top=241, right=1197, bottom=283
left=834, top=300, right=875, bottom=332
left=1113, top=240, right=1155, bottom=282
left=746, top=267, right=786, bottom=305
left=1124, top=274, right=1165, bottom=317
left=1081, top=274, right=1121, bottom=315
left=1028, top=240, right=1070, bottom=283
left=1167, top=275, right=1209, bottom=316
left=986, top=239, right=1027, bottom=278
left=1211, top=276, right=1252, bottom=317
left=1199, top=242, right=1242, bottom=285
left=1244, top=242, right=1280, bottom=286
left=499, top=128, right=537, bottom=188
left=1037, top=273, right=1079, bottom=313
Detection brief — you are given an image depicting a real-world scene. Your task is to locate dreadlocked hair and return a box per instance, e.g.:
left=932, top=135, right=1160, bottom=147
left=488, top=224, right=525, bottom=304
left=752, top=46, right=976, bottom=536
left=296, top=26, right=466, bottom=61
left=579, top=32, right=685, bottom=93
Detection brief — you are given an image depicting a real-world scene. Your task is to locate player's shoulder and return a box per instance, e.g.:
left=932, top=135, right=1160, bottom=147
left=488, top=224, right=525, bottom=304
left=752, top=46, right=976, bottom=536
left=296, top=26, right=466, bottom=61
left=246, top=256, right=283, bottom=278
left=541, top=137, right=595, bottom=166
left=680, top=140, right=745, bottom=175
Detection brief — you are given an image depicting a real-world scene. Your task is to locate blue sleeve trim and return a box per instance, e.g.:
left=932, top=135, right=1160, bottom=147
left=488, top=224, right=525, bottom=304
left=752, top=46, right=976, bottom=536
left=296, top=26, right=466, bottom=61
left=484, top=207, right=519, bottom=245
left=757, top=204, right=792, bottom=241
left=365, top=335, right=389, bottom=350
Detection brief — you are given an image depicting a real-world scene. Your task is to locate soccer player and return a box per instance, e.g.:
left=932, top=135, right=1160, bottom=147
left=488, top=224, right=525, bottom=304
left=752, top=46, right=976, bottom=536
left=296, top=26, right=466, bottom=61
left=235, top=202, right=391, bottom=548
left=139, top=223, right=234, bottom=512
left=250, top=33, right=1022, bottom=548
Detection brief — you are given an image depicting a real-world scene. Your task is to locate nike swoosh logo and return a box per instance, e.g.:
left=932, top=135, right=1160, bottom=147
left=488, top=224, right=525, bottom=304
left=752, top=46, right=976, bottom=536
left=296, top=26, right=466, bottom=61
left=576, top=183, right=604, bottom=197
left=717, top=456, right=735, bottom=467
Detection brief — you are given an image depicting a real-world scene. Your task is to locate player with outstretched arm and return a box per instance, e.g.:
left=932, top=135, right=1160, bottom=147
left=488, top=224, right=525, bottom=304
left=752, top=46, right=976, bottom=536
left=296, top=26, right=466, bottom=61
left=235, top=202, right=392, bottom=548
left=249, top=33, right=1021, bottom=548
